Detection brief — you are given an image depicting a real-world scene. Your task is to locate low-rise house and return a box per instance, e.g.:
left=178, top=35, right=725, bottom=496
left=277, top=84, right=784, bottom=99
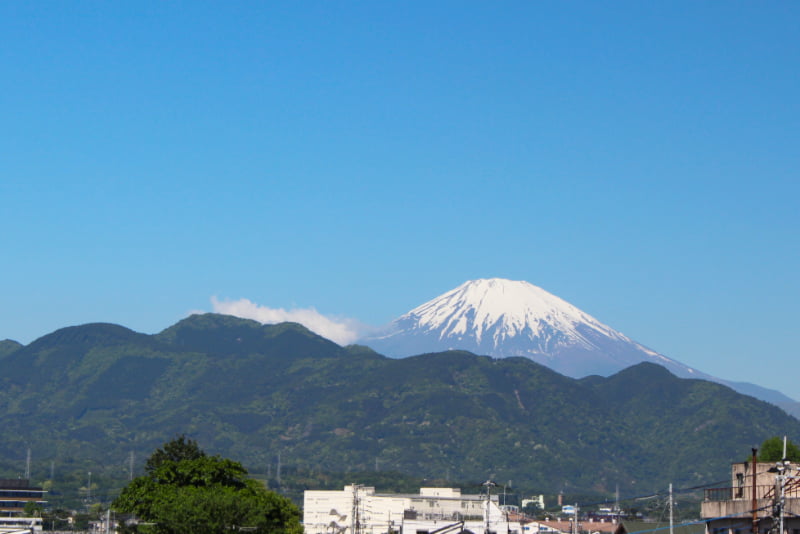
left=521, top=519, right=573, bottom=534
left=522, top=517, right=620, bottom=534
left=615, top=521, right=704, bottom=534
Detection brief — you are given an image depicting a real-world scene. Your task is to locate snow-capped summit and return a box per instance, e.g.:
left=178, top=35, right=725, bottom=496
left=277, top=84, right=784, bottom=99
left=398, top=278, right=629, bottom=352
left=361, top=278, right=703, bottom=380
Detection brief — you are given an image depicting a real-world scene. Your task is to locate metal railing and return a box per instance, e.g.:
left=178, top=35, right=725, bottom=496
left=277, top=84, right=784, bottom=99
left=704, top=484, right=800, bottom=502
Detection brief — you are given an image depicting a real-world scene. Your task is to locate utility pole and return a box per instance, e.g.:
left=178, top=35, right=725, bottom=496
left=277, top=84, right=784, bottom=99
left=25, top=448, right=31, bottom=479
left=768, top=437, right=795, bottom=534
left=351, top=484, right=363, bottom=534
left=352, top=484, right=357, bottom=534
left=483, top=480, right=497, bottom=534
left=669, top=484, right=674, bottom=534
left=773, top=461, right=786, bottom=534
left=752, top=448, right=759, bottom=534
left=572, top=503, right=579, bottom=534
left=776, top=437, right=790, bottom=534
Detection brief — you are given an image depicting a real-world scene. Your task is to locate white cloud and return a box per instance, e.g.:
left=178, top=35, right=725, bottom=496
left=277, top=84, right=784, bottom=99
left=210, top=297, right=366, bottom=346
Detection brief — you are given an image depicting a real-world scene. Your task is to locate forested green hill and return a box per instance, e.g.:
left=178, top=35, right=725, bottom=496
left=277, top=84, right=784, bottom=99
left=0, top=314, right=796, bottom=498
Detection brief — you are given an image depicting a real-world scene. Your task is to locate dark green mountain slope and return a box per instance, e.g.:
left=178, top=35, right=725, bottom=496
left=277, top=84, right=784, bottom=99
left=0, top=339, right=22, bottom=359
left=582, top=363, right=795, bottom=484
left=0, top=314, right=796, bottom=496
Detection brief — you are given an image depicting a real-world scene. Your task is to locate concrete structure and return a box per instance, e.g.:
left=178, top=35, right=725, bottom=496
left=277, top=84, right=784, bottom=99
left=0, top=480, right=46, bottom=518
left=701, top=458, right=800, bottom=534
left=304, top=485, right=521, bottom=534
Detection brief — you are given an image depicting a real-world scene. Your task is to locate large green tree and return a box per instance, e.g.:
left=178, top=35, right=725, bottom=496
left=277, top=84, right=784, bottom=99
left=758, top=436, right=800, bottom=462
left=113, top=436, right=302, bottom=534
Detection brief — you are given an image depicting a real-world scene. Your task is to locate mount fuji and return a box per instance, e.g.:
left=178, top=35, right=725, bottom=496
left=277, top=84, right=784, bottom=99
left=360, top=278, right=793, bottom=405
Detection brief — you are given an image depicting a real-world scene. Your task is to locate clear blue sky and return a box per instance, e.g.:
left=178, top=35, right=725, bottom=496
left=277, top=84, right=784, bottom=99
left=2, top=2, right=798, bottom=398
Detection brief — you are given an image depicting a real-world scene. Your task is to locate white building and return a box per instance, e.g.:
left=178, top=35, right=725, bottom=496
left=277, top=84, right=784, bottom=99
left=0, top=516, right=43, bottom=533
left=304, top=485, right=521, bottom=534
left=520, top=496, right=544, bottom=511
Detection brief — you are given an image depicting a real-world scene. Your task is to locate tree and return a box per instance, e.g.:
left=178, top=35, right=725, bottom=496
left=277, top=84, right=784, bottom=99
left=23, top=500, right=42, bottom=517
left=113, top=437, right=302, bottom=534
left=758, top=437, right=800, bottom=462
left=144, top=435, right=205, bottom=473
left=88, top=502, right=105, bottom=518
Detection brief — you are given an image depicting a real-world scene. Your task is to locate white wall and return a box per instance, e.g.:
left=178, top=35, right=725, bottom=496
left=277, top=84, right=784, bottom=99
left=304, top=486, right=515, bottom=534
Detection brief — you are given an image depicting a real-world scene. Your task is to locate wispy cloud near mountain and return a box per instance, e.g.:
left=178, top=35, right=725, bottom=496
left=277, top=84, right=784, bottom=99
left=210, top=296, right=365, bottom=345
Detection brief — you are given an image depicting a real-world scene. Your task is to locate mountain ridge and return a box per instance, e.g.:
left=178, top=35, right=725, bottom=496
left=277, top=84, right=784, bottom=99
left=360, top=278, right=796, bottom=405
left=0, top=313, right=798, bottom=497
left=0, top=339, right=22, bottom=359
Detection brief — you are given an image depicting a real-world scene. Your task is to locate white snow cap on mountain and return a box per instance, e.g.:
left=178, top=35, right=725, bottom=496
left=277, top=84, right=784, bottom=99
left=359, top=277, right=796, bottom=405
left=402, top=278, right=629, bottom=350
left=362, top=277, right=694, bottom=379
